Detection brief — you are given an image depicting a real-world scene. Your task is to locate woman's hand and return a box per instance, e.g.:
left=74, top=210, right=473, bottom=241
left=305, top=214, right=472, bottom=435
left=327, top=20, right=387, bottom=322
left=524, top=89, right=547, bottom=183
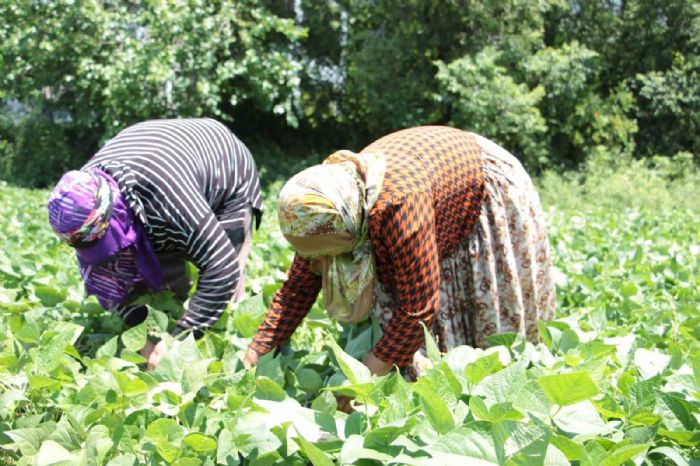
left=243, top=346, right=261, bottom=370
left=140, top=339, right=168, bottom=371
left=336, top=395, right=355, bottom=414
left=363, top=352, right=393, bottom=376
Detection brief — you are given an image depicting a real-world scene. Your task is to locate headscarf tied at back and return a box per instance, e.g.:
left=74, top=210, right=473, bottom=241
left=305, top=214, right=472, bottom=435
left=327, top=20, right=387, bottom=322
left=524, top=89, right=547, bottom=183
left=278, top=150, right=386, bottom=323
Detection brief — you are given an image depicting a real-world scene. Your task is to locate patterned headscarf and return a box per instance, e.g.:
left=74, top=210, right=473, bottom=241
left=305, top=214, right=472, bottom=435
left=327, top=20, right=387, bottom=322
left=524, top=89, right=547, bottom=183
left=48, top=170, right=115, bottom=246
left=278, top=150, right=385, bottom=323
left=48, top=168, right=162, bottom=309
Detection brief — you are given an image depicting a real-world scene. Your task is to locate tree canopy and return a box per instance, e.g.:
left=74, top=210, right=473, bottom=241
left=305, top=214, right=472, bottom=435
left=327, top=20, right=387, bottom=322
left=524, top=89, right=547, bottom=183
left=1, top=0, right=698, bottom=186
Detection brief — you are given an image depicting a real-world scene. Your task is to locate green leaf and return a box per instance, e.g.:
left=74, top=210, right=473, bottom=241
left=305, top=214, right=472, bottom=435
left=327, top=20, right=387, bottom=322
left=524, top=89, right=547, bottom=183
left=256, top=350, right=284, bottom=386
left=648, top=446, right=691, bottom=466
left=144, top=418, right=185, bottom=463
left=512, top=381, right=552, bottom=417
left=412, top=378, right=456, bottom=434
left=95, top=337, right=119, bottom=358
left=295, top=428, right=334, bottom=466
left=296, top=368, right=323, bottom=393
left=36, top=439, right=78, bottom=466
left=492, top=420, right=548, bottom=463
left=121, top=322, right=147, bottom=352
left=5, top=423, right=56, bottom=457
left=427, top=426, right=499, bottom=465
left=466, top=352, right=503, bottom=386
left=580, top=441, right=607, bottom=466
left=328, top=338, right=371, bottom=385
left=538, top=372, right=599, bottom=406
left=601, top=443, right=650, bottom=466
left=558, top=329, right=579, bottom=353
left=485, top=333, right=518, bottom=347
left=422, top=321, right=442, bottom=363
left=550, top=435, right=582, bottom=461
left=311, top=391, right=337, bottom=414
left=105, top=454, right=139, bottom=466
left=344, top=411, right=369, bottom=437
left=34, top=284, right=67, bottom=307
left=216, top=429, right=238, bottom=465
left=469, top=396, right=491, bottom=421
left=480, top=362, right=526, bottom=404
left=553, top=401, right=613, bottom=436
left=183, top=432, right=217, bottom=453
left=634, top=348, right=671, bottom=379
left=255, top=376, right=287, bottom=401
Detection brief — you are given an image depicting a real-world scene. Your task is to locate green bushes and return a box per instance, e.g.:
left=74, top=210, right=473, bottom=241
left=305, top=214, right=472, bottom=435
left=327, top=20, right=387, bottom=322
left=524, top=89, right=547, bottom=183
left=1, top=0, right=698, bottom=186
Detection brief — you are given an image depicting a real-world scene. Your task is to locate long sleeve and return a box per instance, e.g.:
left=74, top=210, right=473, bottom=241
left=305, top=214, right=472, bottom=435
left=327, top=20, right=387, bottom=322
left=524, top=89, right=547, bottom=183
left=250, top=255, right=322, bottom=354
left=171, top=208, right=240, bottom=335
left=370, top=192, right=440, bottom=367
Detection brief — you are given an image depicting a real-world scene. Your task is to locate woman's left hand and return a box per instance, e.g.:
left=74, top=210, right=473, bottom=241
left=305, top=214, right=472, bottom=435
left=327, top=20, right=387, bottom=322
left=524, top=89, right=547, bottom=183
left=141, top=339, right=168, bottom=370
left=364, top=353, right=393, bottom=376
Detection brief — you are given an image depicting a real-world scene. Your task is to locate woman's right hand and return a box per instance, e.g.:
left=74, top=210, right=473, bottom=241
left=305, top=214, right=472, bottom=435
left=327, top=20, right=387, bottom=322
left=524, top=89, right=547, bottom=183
left=243, top=346, right=260, bottom=369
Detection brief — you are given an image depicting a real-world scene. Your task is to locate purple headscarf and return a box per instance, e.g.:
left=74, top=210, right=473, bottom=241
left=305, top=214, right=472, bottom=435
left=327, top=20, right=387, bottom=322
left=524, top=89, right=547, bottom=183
left=48, top=168, right=162, bottom=309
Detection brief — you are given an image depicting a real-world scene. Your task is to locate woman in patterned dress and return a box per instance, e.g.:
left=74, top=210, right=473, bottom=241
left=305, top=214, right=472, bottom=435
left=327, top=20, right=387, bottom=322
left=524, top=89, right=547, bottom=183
left=244, top=126, right=555, bottom=376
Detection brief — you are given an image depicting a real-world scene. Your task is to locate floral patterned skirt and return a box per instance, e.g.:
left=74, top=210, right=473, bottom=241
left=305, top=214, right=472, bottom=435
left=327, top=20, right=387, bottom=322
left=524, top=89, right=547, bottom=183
left=372, top=133, right=556, bottom=364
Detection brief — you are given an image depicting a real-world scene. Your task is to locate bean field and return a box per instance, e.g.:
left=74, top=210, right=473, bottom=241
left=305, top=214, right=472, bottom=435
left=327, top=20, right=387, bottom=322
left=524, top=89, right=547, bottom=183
left=0, top=162, right=698, bottom=465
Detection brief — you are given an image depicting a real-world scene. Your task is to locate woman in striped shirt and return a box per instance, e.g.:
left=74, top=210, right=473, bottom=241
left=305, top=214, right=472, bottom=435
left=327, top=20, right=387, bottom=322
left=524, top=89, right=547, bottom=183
left=244, top=126, right=555, bottom=378
left=47, top=118, right=262, bottom=369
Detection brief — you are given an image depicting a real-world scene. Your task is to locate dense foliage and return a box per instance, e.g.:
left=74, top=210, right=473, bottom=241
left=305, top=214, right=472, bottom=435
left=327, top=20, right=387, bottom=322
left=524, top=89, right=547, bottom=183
left=1, top=0, right=699, bottom=186
left=0, top=158, right=698, bottom=465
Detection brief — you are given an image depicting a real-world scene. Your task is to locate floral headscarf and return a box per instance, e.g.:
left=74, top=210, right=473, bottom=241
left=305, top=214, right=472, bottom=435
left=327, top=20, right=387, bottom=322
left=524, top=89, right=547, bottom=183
left=278, top=150, right=386, bottom=323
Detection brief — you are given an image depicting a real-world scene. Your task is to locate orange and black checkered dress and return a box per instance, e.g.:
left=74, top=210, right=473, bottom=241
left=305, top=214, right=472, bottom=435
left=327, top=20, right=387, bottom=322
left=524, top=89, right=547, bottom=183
left=251, top=127, right=486, bottom=366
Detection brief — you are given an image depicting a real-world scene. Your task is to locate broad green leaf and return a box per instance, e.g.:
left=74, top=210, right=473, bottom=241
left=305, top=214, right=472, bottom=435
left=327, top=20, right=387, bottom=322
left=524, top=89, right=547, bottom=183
left=512, top=381, right=552, bottom=417
left=294, top=428, right=334, bottom=466
left=601, top=443, right=650, bottom=466
left=121, top=322, right=147, bottom=352
left=634, top=348, right=671, bottom=379
left=36, top=439, right=77, bottom=466
left=479, top=362, right=526, bottom=404
left=412, top=379, right=456, bottom=434
left=105, top=455, right=139, bottom=466
left=485, top=333, right=518, bottom=347
left=492, top=420, right=548, bottom=462
left=5, top=422, right=57, bottom=456
left=34, top=284, right=67, bottom=307
left=216, top=429, right=238, bottom=465
left=544, top=444, right=570, bottom=466
left=338, top=435, right=394, bottom=464
left=553, top=401, right=613, bottom=436
left=648, top=446, right=691, bottom=466
left=558, top=329, right=579, bottom=353
left=144, top=418, right=185, bottom=463
left=96, top=336, right=120, bottom=360
left=171, top=458, right=202, bottom=466
left=311, top=391, right=337, bottom=414
left=469, top=396, right=491, bottom=421
left=624, top=426, right=656, bottom=448
left=328, top=338, right=371, bottom=385
left=580, top=441, right=607, bottom=466
left=255, top=376, right=287, bottom=401
left=466, top=352, right=503, bottom=386
left=427, top=426, right=499, bottom=465
left=183, top=432, right=217, bottom=453
left=550, top=435, right=581, bottom=461
left=344, top=411, right=369, bottom=437
left=296, top=368, right=323, bottom=393
left=256, top=350, right=284, bottom=386
left=538, top=372, right=599, bottom=406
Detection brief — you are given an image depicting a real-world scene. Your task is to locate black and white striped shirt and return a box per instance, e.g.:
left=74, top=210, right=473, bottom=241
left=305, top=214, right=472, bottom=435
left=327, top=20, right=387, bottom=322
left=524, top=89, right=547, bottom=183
left=84, top=118, right=262, bottom=334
